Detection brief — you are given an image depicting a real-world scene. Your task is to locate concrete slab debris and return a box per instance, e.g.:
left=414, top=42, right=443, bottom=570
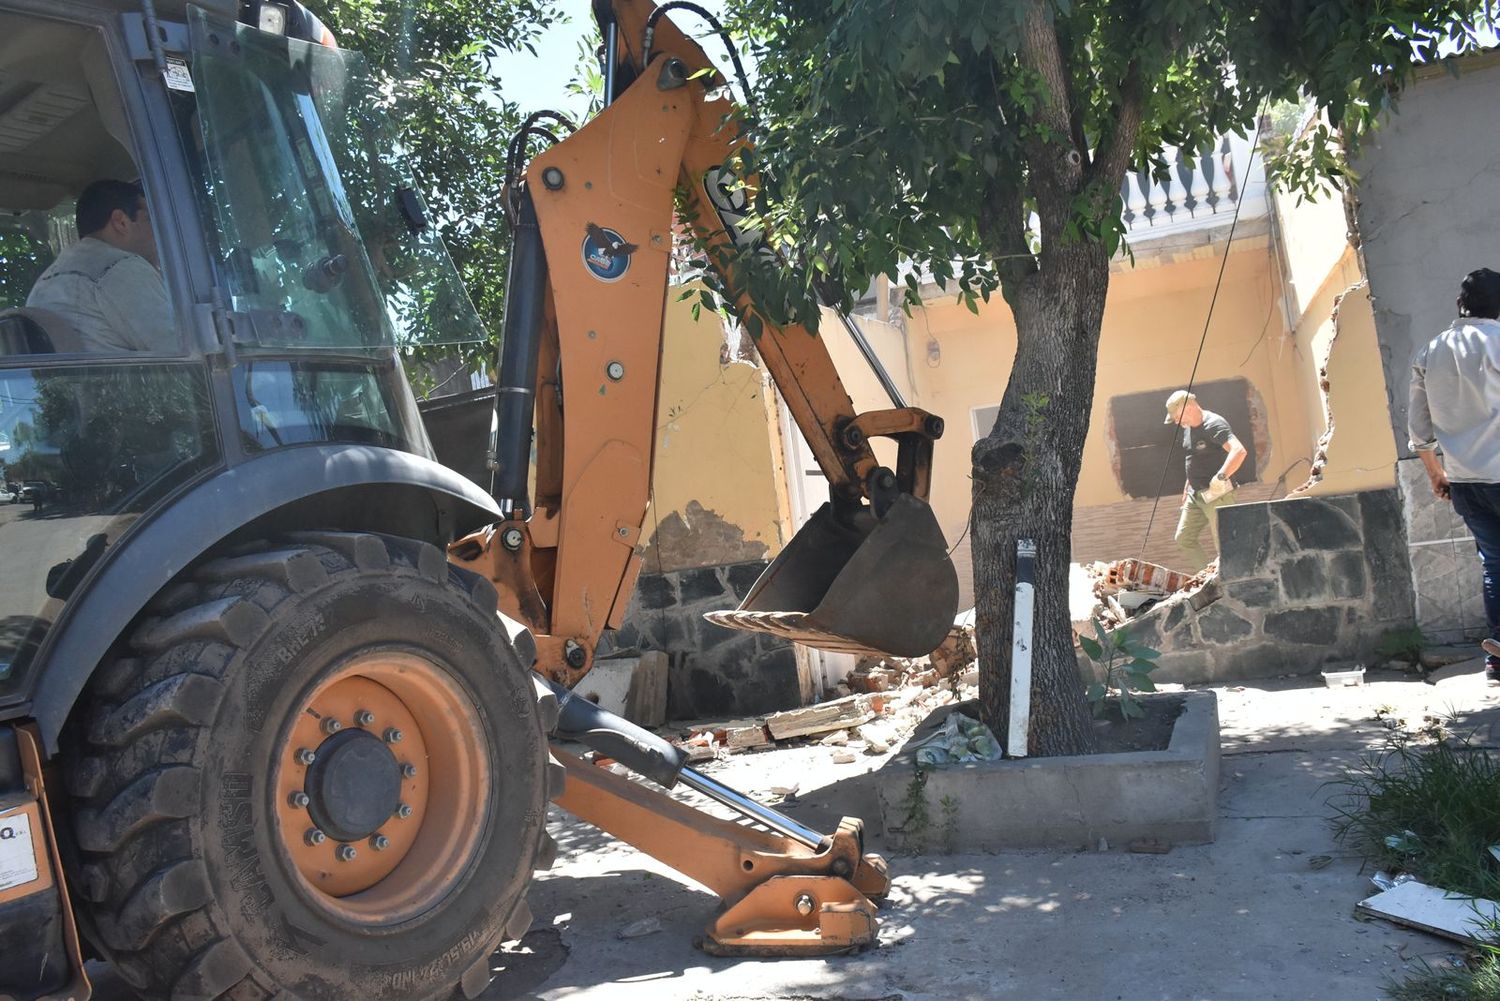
left=1078, top=556, right=1221, bottom=632
left=765, top=693, right=876, bottom=740
left=615, top=917, right=662, bottom=940
left=1357, top=880, right=1500, bottom=945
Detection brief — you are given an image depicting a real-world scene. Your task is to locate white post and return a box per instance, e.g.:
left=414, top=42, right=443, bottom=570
left=1008, top=539, right=1036, bottom=758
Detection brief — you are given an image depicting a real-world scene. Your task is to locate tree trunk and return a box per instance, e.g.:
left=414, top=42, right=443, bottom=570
left=973, top=240, right=1112, bottom=757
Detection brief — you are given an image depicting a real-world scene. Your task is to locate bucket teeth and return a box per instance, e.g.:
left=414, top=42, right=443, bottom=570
left=703, top=609, right=885, bottom=657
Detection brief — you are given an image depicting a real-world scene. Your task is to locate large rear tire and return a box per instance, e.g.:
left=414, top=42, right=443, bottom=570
left=63, top=532, right=557, bottom=1001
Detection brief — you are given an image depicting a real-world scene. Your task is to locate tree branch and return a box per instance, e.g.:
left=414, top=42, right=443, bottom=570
left=1088, top=61, right=1145, bottom=189
left=1018, top=2, right=1075, bottom=151
left=977, top=168, right=1037, bottom=313
left=1017, top=1, right=1085, bottom=232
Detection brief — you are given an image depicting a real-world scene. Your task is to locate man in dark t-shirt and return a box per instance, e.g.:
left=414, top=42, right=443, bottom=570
left=1164, top=390, right=1248, bottom=568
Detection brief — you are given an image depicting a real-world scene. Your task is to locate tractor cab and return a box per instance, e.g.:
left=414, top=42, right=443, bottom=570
left=0, top=1, right=492, bottom=716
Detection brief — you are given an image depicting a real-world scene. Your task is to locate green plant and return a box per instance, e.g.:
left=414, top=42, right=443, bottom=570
left=1330, top=720, right=1500, bottom=999
left=939, top=794, right=961, bottom=854
left=897, top=765, right=932, bottom=854
left=1079, top=617, right=1159, bottom=721
left=1330, top=721, right=1500, bottom=899
left=1387, top=954, right=1500, bottom=1001
left=1375, top=626, right=1427, bottom=664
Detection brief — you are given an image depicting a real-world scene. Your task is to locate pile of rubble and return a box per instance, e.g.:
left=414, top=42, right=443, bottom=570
left=1081, top=557, right=1218, bottom=630
left=672, top=625, right=979, bottom=764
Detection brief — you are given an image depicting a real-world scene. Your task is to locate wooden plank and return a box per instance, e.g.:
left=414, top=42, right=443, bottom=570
left=623, top=651, right=669, bottom=727
left=1357, top=881, right=1500, bottom=944
left=765, top=694, right=875, bottom=740
left=724, top=724, right=771, bottom=750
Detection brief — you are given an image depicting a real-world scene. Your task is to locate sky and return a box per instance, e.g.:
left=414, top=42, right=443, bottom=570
left=491, top=0, right=732, bottom=121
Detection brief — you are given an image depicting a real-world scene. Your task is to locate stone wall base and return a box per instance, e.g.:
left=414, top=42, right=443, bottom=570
left=602, top=560, right=802, bottom=719
left=1103, top=488, right=1416, bottom=685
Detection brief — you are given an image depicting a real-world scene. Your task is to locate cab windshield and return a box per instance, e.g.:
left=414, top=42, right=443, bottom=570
left=185, top=10, right=487, bottom=353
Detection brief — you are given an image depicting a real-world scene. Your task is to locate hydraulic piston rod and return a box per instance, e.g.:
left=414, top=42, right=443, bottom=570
left=546, top=677, right=824, bottom=848
left=679, top=767, right=823, bottom=849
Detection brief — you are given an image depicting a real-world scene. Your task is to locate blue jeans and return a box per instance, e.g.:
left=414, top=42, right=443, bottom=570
left=1449, top=482, right=1500, bottom=667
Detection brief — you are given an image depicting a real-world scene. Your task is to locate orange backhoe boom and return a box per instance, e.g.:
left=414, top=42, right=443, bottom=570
left=449, top=0, right=957, bottom=687
left=446, top=0, right=961, bottom=957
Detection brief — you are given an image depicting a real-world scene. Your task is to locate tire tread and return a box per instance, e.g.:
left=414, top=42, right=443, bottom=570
left=65, top=533, right=551, bottom=1001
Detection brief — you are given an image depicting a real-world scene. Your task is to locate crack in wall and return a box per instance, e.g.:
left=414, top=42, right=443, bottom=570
left=1288, top=279, right=1369, bottom=496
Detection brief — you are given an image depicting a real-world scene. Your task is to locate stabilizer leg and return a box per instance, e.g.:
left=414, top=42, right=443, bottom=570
left=550, top=748, right=889, bottom=955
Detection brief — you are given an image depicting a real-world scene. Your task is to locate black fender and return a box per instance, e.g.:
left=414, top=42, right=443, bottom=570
left=27, top=444, right=500, bottom=752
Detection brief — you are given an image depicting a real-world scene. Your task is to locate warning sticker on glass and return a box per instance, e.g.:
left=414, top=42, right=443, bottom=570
left=163, top=56, right=195, bottom=93
left=0, top=811, right=39, bottom=893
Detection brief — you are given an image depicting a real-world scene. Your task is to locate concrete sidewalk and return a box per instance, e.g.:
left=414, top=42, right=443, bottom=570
left=488, top=660, right=1500, bottom=1001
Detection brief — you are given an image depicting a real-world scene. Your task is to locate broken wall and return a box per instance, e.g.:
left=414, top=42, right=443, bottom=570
left=1121, top=489, right=1415, bottom=683
left=881, top=237, right=1313, bottom=583
left=1270, top=163, right=1397, bottom=498
left=645, top=286, right=786, bottom=571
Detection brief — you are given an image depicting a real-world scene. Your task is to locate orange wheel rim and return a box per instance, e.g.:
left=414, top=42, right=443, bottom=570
left=272, top=651, right=490, bottom=923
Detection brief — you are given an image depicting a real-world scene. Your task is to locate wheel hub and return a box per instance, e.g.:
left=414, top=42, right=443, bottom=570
left=304, top=728, right=402, bottom=842
left=273, top=654, right=490, bottom=920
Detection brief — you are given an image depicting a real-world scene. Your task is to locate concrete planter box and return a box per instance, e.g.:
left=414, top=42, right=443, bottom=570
left=877, top=690, right=1219, bottom=852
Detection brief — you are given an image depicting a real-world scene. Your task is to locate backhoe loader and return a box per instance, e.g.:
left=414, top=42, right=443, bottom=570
left=0, top=1, right=959, bottom=998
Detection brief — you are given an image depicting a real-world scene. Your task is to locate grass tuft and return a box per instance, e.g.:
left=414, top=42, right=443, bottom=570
left=1330, top=722, right=1500, bottom=899
left=1329, top=718, right=1500, bottom=999
left=1385, top=954, right=1500, bottom=1001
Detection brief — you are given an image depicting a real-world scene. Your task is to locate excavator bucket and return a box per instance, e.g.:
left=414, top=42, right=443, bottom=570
left=705, top=493, right=959, bottom=657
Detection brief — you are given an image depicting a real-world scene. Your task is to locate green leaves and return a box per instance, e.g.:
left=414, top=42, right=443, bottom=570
left=1080, top=617, right=1161, bottom=721
left=720, top=0, right=1496, bottom=324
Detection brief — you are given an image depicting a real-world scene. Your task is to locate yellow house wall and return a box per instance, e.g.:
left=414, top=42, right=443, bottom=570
left=816, top=241, right=1319, bottom=579
left=646, top=291, right=787, bottom=573
left=736, top=203, right=1390, bottom=591
left=1288, top=249, right=1397, bottom=496
left=1273, top=184, right=1350, bottom=322
left=1271, top=181, right=1397, bottom=497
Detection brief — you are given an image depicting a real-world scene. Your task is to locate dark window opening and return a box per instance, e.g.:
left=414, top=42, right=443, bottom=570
left=1110, top=377, right=1259, bottom=499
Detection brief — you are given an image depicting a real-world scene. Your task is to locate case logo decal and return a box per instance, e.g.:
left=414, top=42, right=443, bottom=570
left=582, top=223, right=636, bottom=283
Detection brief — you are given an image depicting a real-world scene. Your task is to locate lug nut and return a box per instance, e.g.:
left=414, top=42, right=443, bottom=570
left=322, top=717, right=343, bottom=735
left=795, top=893, right=815, bottom=916
left=336, top=844, right=357, bottom=862
left=296, top=748, right=316, bottom=766
left=304, top=828, right=326, bottom=847
left=401, top=763, right=418, bottom=779
left=370, top=834, right=390, bottom=851
left=395, top=802, right=413, bottom=819
left=288, top=790, right=310, bottom=809
left=355, top=710, right=375, bottom=727
left=384, top=728, right=404, bottom=744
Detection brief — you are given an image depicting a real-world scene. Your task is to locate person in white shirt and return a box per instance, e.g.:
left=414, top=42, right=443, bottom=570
left=27, top=179, right=175, bottom=353
left=1408, top=267, right=1500, bottom=681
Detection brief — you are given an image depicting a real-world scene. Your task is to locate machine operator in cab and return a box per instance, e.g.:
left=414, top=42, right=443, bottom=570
left=27, top=178, right=172, bottom=353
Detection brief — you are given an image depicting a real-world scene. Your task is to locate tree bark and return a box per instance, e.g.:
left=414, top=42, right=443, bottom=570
left=973, top=239, right=1112, bottom=757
